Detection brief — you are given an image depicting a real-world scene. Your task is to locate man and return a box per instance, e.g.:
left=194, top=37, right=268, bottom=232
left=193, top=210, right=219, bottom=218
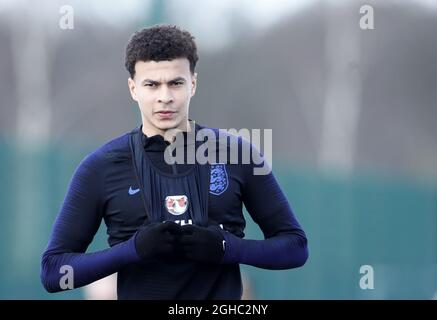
left=41, top=24, right=308, bottom=299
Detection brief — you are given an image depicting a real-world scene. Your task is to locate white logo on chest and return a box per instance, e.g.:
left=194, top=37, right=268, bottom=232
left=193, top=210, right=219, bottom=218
left=165, top=195, right=188, bottom=215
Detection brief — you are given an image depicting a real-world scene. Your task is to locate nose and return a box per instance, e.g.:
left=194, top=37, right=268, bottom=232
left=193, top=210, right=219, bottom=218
left=157, top=87, right=174, bottom=104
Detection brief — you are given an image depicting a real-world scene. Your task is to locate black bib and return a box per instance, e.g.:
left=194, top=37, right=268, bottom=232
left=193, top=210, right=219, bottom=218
left=129, top=126, right=210, bottom=226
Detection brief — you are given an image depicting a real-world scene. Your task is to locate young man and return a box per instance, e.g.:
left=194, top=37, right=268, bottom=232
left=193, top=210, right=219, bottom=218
left=41, top=24, right=308, bottom=299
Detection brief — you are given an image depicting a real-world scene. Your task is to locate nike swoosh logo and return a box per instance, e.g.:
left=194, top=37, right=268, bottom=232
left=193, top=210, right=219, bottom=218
left=128, top=186, right=140, bottom=195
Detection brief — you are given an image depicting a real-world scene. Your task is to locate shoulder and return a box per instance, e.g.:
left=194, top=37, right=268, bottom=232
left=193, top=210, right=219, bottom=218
left=78, top=130, right=133, bottom=171
left=98, top=131, right=133, bottom=163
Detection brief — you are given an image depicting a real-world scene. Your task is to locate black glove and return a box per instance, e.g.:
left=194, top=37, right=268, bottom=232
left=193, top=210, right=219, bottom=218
left=134, top=221, right=183, bottom=260
left=180, top=224, right=225, bottom=264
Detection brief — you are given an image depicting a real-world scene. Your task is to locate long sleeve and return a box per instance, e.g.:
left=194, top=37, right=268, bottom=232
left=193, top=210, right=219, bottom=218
left=221, top=141, right=308, bottom=269
left=40, top=150, right=140, bottom=293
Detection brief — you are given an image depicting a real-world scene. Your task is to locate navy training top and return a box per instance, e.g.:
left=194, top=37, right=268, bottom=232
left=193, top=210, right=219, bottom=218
left=41, top=122, right=308, bottom=299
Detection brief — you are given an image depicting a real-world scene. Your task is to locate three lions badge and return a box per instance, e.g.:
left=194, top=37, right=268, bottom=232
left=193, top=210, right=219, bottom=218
left=209, top=164, right=228, bottom=196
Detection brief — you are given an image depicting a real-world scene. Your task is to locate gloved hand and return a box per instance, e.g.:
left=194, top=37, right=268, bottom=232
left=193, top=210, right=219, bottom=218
left=134, top=221, right=183, bottom=260
left=180, top=224, right=225, bottom=264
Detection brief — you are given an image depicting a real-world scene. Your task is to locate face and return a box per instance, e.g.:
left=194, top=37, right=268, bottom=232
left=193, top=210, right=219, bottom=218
left=128, top=58, right=197, bottom=137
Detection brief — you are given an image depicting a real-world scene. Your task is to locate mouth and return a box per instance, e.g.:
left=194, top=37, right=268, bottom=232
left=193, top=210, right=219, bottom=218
left=156, top=111, right=175, bottom=114
left=155, top=110, right=176, bottom=119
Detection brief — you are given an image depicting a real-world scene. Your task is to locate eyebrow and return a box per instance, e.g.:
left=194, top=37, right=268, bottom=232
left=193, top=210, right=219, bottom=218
left=142, top=77, right=186, bottom=85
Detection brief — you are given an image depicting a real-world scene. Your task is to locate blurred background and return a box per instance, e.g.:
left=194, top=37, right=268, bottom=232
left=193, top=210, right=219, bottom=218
left=0, top=0, right=436, bottom=299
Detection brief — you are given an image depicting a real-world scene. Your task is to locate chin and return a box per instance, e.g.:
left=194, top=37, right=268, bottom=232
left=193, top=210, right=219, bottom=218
left=155, top=120, right=180, bottom=130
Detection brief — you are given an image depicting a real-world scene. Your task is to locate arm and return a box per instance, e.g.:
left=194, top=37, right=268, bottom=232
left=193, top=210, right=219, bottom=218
left=40, top=151, right=140, bottom=293
left=221, top=141, right=308, bottom=270
left=180, top=141, right=308, bottom=270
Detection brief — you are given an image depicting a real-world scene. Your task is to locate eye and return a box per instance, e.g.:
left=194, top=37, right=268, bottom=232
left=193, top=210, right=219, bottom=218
left=144, top=83, right=157, bottom=87
left=171, top=81, right=184, bottom=87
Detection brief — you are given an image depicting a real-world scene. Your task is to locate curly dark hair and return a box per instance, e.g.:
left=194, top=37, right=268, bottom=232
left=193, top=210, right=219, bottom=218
left=125, top=24, right=199, bottom=78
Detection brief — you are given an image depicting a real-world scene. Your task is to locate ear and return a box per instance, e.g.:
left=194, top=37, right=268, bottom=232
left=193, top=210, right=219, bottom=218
left=190, top=73, right=197, bottom=97
left=128, top=77, right=138, bottom=101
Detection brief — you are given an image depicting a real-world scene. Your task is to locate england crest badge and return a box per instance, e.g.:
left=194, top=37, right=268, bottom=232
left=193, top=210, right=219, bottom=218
left=209, top=164, right=229, bottom=196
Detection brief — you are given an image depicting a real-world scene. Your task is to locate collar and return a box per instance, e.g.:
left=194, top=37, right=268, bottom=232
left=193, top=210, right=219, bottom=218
left=141, top=120, right=200, bottom=151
